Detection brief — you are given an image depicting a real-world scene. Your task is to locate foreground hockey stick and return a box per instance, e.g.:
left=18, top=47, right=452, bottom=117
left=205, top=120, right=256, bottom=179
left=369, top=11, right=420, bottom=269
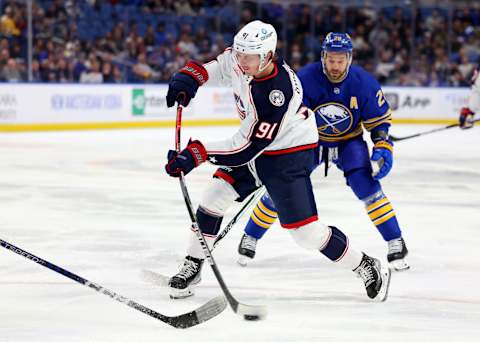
left=175, top=104, right=267, bottom=320
left=0, top=238, right=226, bottom=329
left=390, top=118, right=480, bottom=142
left=212, top=186, right=266, bottom=249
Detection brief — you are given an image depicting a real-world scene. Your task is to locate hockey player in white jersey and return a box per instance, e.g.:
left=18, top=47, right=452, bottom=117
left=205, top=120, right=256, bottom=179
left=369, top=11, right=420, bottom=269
left=164, top=20, right=391, bottom=301
left=459, top=67, right=479, bottom=129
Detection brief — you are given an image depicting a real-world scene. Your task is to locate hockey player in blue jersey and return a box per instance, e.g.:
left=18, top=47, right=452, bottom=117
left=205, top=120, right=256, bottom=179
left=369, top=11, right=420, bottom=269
left=238, top=32, right=409, bottom=271
left=165, top=22, right=391, bottom=302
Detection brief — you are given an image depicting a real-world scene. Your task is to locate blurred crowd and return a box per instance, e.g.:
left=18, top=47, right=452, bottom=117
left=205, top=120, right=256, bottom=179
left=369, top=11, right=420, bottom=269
left=0, top=0, right=479, bottom=86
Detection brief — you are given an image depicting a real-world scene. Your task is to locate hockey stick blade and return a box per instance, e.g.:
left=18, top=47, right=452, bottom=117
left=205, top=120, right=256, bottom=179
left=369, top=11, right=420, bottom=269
left=0, top=238, right=226, bottom=329
left=142, top=269, right=267, bottom=320
left=141, top=269, right=170, bottom=287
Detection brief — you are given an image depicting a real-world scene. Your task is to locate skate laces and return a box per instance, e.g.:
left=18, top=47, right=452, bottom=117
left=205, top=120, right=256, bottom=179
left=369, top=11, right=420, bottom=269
left=241, top=235, right=257, bottom=251
left=388, top=238, right=404, bottom=254
left=176, top=259, right=200, bottom=280
left=356, top=260, right=376, bottom=287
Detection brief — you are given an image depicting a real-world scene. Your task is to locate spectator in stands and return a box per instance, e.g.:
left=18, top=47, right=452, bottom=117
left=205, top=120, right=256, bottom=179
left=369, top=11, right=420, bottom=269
left=132, top=52, right=158, bottom=82
left=0, top=6, right=20, bottom=37
left=1, top=58, right=23, bottom=82
left=30, top=60, right=41, bottom=82
left=112, top=64, right=124, bottom=83
left=80, top=58, right=103, bottom=83
left=0, top=1, right=479, bottom=87
left=376, top=50, right=396, bottom=83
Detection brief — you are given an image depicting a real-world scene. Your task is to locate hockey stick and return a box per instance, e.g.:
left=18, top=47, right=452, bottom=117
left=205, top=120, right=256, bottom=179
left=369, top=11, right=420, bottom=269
left=390, top=118, right=480, bottom=142
left=175, top=104, right=267, bottom=320
left=0, top=238, right=226, bottom=329
left=213, top=186, right=266, bottom=249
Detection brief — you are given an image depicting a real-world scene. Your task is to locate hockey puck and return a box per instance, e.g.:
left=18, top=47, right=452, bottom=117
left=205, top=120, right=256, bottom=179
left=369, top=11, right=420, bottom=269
left=243, top=315, right=260, bottom=321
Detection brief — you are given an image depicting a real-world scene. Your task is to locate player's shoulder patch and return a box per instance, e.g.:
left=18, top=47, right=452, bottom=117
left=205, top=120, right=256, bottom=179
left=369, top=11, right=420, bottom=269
left=250, top=65, right=295, bottom=120
left=269, top=89, right=285, bottom=107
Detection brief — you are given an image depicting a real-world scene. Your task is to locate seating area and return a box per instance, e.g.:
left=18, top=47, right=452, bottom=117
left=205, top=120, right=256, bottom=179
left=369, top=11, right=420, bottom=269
left=0, top=0, right=478, bottom=86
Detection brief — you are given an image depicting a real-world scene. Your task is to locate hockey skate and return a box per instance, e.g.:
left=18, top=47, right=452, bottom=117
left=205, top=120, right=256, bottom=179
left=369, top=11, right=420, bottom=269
left=387, top=237, right=409, bottom=271
left=168, top=256, right=204, bottom=299
left=237, top=233, right=257, bottom=267
left=354, top=253, right=391, bottom=302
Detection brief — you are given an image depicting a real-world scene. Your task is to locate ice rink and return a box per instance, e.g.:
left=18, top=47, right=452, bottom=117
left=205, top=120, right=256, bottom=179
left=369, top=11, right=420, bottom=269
left=0, top=124, right=479, bottom=342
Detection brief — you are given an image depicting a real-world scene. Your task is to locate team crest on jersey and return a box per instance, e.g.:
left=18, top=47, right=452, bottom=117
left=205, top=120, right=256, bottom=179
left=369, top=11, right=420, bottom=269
left=315, top=102, right=353, bottom=137
left=234, top=93, right=247, bottom=120
left=269, top=90, right=285, bottom=107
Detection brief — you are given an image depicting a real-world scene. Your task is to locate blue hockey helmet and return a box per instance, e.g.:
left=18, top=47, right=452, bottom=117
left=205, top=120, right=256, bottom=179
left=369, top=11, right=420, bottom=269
left=321, top=32, right=353, bottom=82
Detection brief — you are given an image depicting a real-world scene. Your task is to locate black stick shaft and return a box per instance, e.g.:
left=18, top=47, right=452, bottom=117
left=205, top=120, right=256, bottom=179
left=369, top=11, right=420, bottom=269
left=390, top=118, right=480, bottom=142
left=0, top=238, right=216, bottom=328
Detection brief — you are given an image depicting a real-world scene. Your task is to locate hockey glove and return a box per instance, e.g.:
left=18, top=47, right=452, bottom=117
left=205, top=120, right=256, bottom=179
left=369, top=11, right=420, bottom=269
left=459, top=107, right=475, bottom=129
left=166, top=61, right=209, bottom=107
left=371, top=139, right=393, bottom=180
left=165, top=140, right=207, bottom=177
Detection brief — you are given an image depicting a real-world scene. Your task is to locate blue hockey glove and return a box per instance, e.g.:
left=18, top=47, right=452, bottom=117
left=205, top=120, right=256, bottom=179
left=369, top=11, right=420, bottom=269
left=165, top=140, right=207, bottom=177
left=166, top=61, right=209, bottom=107
left=371, top=140, right=393, bottom=180
left=459, top=107, right=475, bottom=129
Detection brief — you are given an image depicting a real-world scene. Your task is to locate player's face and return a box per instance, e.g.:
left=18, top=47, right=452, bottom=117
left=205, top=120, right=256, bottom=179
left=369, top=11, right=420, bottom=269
left=234, top=51, right=261, bottom=76
left=325, top=52, right=349, bottom=81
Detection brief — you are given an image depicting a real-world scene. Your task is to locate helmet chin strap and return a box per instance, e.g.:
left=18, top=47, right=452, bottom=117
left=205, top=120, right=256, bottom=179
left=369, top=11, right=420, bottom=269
left=257, top=53, right=273, bottom=73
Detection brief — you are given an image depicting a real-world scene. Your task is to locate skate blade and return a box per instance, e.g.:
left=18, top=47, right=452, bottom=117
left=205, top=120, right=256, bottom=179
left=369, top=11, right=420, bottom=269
left=389, top=258, right=410, bottom=272
left=375, top=264, right=392, bottom=302
left=237, top=255, right=251, bottom=267
left=169, top=287, right=195, bottom=299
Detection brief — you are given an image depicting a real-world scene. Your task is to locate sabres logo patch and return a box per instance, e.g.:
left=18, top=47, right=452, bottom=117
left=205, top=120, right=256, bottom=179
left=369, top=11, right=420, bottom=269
left=269, top=90, right=285, bottom=107
left=315, top=102, right=353, bottom=137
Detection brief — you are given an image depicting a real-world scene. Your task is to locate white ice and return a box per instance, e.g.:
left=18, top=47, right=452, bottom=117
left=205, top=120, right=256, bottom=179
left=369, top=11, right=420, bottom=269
left=0, top=124, right=479, bottom=342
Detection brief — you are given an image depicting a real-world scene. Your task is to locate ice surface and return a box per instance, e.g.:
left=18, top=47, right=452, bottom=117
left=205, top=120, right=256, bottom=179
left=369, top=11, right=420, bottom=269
left=0, top=125, right=479, bottom=342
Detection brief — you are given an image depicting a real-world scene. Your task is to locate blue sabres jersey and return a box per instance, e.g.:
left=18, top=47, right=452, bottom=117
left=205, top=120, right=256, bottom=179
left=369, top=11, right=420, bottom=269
left=297, top=63, right=392, bottom=147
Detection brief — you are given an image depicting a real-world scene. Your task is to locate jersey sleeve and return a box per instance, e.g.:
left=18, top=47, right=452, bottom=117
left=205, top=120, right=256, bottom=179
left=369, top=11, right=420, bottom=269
left=203, top=48, right=233, bottom=87
left=203, top=76, right=294, bottom=167
left=360, top=74, right=392, bottom=132
left=297, top=65, right=315, bottom=109
left=468, top=68, right=480, bottom=113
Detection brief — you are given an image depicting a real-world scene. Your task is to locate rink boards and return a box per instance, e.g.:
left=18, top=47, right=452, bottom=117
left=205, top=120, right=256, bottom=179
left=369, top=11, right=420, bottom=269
left=0, top=83, right=471, bottom=132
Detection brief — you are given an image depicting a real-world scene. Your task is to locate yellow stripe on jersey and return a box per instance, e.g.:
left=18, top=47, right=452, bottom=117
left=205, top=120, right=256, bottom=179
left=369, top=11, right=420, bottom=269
left=366, top=197, right=389, bottom=213
left=317, top=125, right=363, bottom=142
left=251, top=213, right=272, bottom=229
left=363, top=109, right=393, bottom=124
left=253, top=206, right=277, bottom=224
left=362, top=109, right=393, bottom=131
left=258, top=201, right=278, bottom=218
left=373, top=210, right=396, bottom=225
left=368, top=204, right=394, bottom=221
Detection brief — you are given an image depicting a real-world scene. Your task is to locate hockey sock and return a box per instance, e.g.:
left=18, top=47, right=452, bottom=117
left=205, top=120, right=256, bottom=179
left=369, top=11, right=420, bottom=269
left=320, top=226, right=363, bottom=270
left=244, top=193, right=278, bottom=239
left=363, top=190, right=401, bottom=241
left=187, top=206, right=223, bottom=259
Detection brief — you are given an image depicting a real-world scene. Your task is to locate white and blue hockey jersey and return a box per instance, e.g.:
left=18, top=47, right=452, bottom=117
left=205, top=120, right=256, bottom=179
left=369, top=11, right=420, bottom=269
left=201, top=49, right=318, bottom=167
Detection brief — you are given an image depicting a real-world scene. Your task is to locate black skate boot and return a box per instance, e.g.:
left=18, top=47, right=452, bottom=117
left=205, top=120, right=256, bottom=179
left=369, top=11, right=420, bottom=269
left=354, top=253, right=391, bottom=301
left=387, top=237, right=409, bottom=271
left=237, top=233, right=257, bottom=267
left=168, top=256, right=204, bottom=299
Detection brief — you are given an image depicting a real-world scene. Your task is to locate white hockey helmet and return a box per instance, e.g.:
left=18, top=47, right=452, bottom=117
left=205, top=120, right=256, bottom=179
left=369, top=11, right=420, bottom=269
left=233, top=20, right=277, bottom=72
